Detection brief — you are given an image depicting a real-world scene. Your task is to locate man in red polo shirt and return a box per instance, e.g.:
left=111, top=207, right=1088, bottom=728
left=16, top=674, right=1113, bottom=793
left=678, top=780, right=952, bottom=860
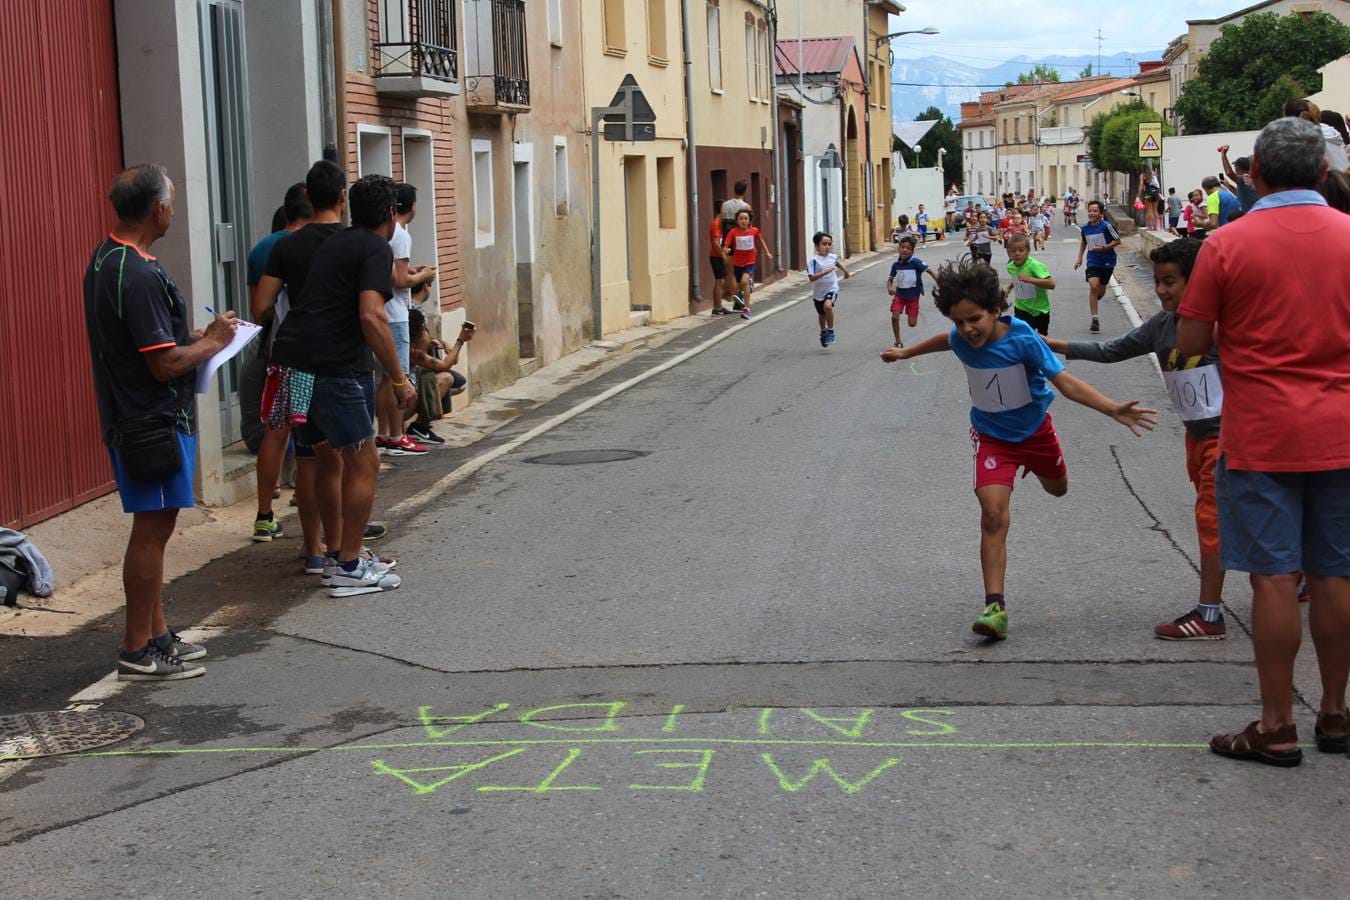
left=1178, top=117, right=1350, bottom=767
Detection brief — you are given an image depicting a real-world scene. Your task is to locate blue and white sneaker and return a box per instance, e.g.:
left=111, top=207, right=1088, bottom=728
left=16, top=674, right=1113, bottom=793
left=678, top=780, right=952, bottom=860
left=328, top=559, right=402, bottom=598
left=820, top=330, right=829, bottom=347
left=825, top=328, right=837, bottom=345
left=321, top=549, right=395, bottom=586
left=303, top=555, right=326, bottom=576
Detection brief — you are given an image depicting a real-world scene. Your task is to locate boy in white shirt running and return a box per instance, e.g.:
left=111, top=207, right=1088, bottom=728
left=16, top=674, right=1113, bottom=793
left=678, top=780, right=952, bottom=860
left=807, top=231, right=851, bottom=347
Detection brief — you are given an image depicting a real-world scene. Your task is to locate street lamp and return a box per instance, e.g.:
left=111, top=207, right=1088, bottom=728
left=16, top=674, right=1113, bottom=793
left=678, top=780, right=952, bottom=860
left=875, top=26, right=939, bottom=48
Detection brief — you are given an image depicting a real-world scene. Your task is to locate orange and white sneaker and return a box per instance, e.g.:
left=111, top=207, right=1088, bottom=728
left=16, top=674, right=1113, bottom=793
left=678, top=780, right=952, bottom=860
left=1155, top=610, right=1226, bottom=641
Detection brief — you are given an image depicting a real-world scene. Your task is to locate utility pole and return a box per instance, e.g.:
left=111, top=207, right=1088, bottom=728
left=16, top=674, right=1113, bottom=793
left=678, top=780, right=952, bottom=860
left=1096, top=29, right=1103, bottom=78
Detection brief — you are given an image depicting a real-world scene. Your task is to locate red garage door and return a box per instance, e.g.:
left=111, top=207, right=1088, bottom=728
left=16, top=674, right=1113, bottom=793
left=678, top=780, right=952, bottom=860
left=0, top=1, right=123, bottom=528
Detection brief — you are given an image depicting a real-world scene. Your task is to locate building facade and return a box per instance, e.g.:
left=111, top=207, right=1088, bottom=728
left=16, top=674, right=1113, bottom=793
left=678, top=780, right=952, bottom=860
left=586, top=0, right=690, bottom=331
left=957, top=97, right=996, bottom=198
left=778, top=0, right=904, bottom=250
left=775, top=37, right=868, bottom=258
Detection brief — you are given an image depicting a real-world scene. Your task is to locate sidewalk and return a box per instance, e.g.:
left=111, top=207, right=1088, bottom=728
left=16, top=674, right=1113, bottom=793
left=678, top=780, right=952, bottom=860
left=0, top=256, right=876, bottom=641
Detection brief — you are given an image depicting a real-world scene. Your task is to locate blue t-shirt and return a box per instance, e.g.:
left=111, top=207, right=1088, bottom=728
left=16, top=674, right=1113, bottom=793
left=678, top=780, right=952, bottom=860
left=948, top=315, right=1066, bottom=443
left=1080, top=220, right=1120, bottom=268
left=247, top=230, right=286, bottom=287
left=1217, top=188, right=1240, bottom=224
left=889, top=256, right=929, bottom=299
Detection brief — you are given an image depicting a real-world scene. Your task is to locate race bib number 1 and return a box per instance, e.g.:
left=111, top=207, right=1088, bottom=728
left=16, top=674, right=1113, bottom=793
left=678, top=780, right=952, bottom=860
left=965, top=363, right=1034, bottom=413
left=1162, top=365, right=1223, bottom=421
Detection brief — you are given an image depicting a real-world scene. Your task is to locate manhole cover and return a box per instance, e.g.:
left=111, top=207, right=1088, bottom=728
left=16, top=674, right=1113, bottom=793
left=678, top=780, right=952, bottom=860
left=523, top=449, right=649, bottom=466
left=0, top=710, right=145, bottom=760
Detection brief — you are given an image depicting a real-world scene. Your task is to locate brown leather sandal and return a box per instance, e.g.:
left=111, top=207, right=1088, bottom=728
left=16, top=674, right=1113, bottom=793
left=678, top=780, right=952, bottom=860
left=1314, top=711, right=1349, bottom=754
left=1210, top=720, right=1302, bottom=767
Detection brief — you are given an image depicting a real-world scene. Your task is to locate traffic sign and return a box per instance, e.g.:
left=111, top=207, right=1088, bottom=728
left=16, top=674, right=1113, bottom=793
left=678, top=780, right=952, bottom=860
left=1138, top=122, right=1162, bottom=158
left=602, top=74, right=657, bottom=142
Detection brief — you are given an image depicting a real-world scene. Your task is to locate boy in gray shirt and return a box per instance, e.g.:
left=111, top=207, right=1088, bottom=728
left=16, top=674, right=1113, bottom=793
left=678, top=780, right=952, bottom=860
left=1046, top=238, right=1227, bottom=640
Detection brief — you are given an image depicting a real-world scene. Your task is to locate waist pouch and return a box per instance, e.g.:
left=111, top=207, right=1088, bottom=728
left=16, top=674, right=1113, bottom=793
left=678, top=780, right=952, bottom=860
left=113, top=414, right=182, bottom=482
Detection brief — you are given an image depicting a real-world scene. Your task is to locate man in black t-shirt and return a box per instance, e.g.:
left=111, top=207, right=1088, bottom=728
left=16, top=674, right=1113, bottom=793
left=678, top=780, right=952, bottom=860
left=251, top=161, right=346, bottom=564
left=270, top=174, right=414, bottom=598
left=84, top=164, right=237, bottom=682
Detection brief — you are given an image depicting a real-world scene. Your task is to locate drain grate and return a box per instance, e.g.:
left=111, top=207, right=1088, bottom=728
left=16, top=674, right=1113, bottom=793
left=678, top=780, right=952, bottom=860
left=523, top=449, right=649, bottom=466
left=0, top=710, right=145, bottom=760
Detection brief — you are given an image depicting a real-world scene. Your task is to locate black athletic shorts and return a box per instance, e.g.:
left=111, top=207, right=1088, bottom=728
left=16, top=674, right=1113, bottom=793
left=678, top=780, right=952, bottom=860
left=1014, top=306, right=1050, bottom=336
left=709, top=255, right=728, bottom=279
left=812, top=291, right=838, bottom=315
left=1084, top=265, right=1114, bottom=284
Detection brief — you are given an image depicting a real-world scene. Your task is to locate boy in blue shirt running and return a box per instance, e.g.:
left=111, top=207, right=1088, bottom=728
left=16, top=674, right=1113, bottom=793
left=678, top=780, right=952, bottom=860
left=880, top=257, right=1156, bottom=640
left=1073, top=200, right=1121, bottom=333
left=885, top=236, right=938, bottom=347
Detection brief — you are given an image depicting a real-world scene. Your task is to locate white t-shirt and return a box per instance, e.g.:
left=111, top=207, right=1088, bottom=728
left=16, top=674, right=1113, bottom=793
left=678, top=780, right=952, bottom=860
left=386, top=223, right=412, bottom=323
left=808, top=253, right=840, bottom=301
left=720, top=198, right=750, bottom=223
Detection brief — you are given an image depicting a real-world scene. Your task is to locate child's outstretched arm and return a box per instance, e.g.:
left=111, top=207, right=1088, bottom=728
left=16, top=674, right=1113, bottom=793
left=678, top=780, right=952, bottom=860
left=1043, top=336, right=1070, bottom=354
left=925, top=269, right=939, bottom=285
left=1050, top=371, right=1158, bottom=436
left=1064, top=319, right=1155, bottom=363
left=880, top=331, right=950, bottom=363
left=836, top=260, right=851, bottom=279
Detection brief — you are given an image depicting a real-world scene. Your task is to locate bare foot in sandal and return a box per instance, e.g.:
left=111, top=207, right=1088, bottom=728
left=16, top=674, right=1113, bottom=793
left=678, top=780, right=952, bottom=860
left=1210, top=720, right=1302, bottom=767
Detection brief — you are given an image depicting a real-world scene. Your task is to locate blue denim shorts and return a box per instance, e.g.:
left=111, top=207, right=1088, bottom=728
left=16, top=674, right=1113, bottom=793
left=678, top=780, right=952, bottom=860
left=110, top=431, right=196, bottom=513
left=1216, top=458, right=1350, bottom=575
left=294, top=372, right=376, bottom=451
left=375, top=321, right=411, bottom=380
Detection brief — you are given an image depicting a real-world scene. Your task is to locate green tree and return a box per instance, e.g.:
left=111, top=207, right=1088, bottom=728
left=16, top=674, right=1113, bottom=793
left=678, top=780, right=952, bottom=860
left=1172, top=11, right=1350, bottom=133
left=893, top=107, right=963, bottom=190
left=1005, top=64, right=1061, bottom=88
left=1090, top=103, right=1174, bottom=197
left=1253, top=74, right=1307, bottom=125
left=1079, top=62, right=1094, bottom=78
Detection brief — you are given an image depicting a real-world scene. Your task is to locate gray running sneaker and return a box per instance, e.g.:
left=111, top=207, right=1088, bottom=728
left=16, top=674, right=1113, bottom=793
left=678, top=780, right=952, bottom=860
left=117, top=643, right=206, bottom=682
left=321, top=550, right=395, bottom=586
left=152, top=630, right=206, bottom=661
left=328, top=559, right=402, bottom=598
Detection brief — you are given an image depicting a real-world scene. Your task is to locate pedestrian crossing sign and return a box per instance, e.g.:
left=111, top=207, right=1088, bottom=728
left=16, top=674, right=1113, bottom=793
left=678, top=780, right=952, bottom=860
left=1138, top=122, right=1162, bottom=158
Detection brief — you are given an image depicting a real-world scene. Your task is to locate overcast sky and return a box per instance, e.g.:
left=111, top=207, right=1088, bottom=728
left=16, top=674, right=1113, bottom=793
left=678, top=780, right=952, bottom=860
left=885, top=1, right=1240, bottom=69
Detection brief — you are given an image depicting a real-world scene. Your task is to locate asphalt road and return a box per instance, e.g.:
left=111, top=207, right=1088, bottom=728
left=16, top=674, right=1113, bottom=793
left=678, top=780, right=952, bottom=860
left=3, top=233, right=1346, bottom=898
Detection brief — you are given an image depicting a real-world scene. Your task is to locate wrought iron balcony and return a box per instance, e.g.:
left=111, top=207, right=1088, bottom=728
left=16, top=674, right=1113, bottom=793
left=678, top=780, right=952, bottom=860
left=463, top=0, right=530, bottom=113
left=374, top=0, right=459, bottom=97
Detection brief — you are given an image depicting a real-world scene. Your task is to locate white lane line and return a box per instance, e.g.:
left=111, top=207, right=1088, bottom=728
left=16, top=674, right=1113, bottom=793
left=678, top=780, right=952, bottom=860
left=389, top=261, right=884, bottom=517
left=1108, top=274, right=1162, bottom=377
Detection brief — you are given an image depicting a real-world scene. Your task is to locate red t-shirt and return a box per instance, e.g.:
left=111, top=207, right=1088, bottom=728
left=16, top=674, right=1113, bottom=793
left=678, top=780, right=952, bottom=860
left=1179, top=201, right=1350, bottom=472
left=724, top=226, right=760, bottom=267
left=708, top=219, right=723, bottom=258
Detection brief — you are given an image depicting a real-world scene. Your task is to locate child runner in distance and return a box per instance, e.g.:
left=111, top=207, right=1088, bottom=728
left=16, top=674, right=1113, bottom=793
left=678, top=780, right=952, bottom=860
left=1000, top=210, right=1028, bottom=259
left=880, top=257, right=1156, bottom=640
left=1004, top=234, right=1055, bottom=336
left=893, top=214, right=920, bottom=244
left=807, top=231, right=850, bottom=347
left=1045, top=238, right=1227, bottom=639
left=1073, top=200, right=1121, bottom=333
left=966, top=212, right=994, bottom=267
left=885, top=235, right=937, bottom=347
left=708, top=206, right=734, bottom=316
left=917, top=204, right=931, bottom=244
left=1028, top=204, right=1048, bottom=251
left=723, top=209, right=773, bottom=320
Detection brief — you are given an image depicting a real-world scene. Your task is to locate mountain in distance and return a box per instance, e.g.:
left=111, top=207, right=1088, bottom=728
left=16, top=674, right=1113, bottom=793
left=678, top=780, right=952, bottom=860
left=890, top=52, right=1165, bottom=124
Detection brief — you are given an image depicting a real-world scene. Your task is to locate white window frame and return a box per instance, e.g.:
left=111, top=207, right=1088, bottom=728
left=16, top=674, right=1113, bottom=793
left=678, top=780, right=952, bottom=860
left=553, top=136, right=570, bottom=218
left=472, top=139, right=494, bottom=248
left=547, top=0, right=563, bottom=46
left=757, top=22, right=769, bottom=102
left=707, top=2, right=722, bottom=93
left=355, top=123, right=394, bottom=176
left=400, top=128, right=440, bottom=306
left=512, top=142, right=535, bottom=263
left=745, top=20, right=757, bottom=101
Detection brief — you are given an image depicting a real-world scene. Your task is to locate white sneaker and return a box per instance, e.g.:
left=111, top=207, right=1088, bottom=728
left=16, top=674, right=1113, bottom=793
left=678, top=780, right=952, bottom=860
left=328, top=559, right=402, bottom=597
left=321, top=551, right=395, bottom=587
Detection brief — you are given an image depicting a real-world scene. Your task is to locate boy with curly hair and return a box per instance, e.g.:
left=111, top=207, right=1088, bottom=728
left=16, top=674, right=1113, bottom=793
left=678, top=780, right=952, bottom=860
left=880, top=257, right=1156, bottom=640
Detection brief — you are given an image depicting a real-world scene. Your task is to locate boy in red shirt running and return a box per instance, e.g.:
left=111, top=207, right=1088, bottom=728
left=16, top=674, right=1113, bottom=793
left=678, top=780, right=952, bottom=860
left=723, top=209, right=773, bottom=320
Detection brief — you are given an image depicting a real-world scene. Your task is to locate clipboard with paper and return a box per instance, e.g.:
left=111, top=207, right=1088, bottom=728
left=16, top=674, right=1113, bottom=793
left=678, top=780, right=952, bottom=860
left=195, top=320, right=262, bottom=393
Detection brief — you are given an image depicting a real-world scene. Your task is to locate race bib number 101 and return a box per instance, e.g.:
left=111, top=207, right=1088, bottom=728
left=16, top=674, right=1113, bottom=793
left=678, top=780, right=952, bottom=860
left=1162, top=365, right=1223, bottom=421
left=965, top=364, right=1034, bottom=413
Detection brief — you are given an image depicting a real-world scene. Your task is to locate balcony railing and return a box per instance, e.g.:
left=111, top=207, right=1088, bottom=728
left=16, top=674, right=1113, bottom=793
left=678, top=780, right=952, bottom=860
left=374, top=0, right=459, bottom=96
left=463, top=0, right=530, bottom=112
